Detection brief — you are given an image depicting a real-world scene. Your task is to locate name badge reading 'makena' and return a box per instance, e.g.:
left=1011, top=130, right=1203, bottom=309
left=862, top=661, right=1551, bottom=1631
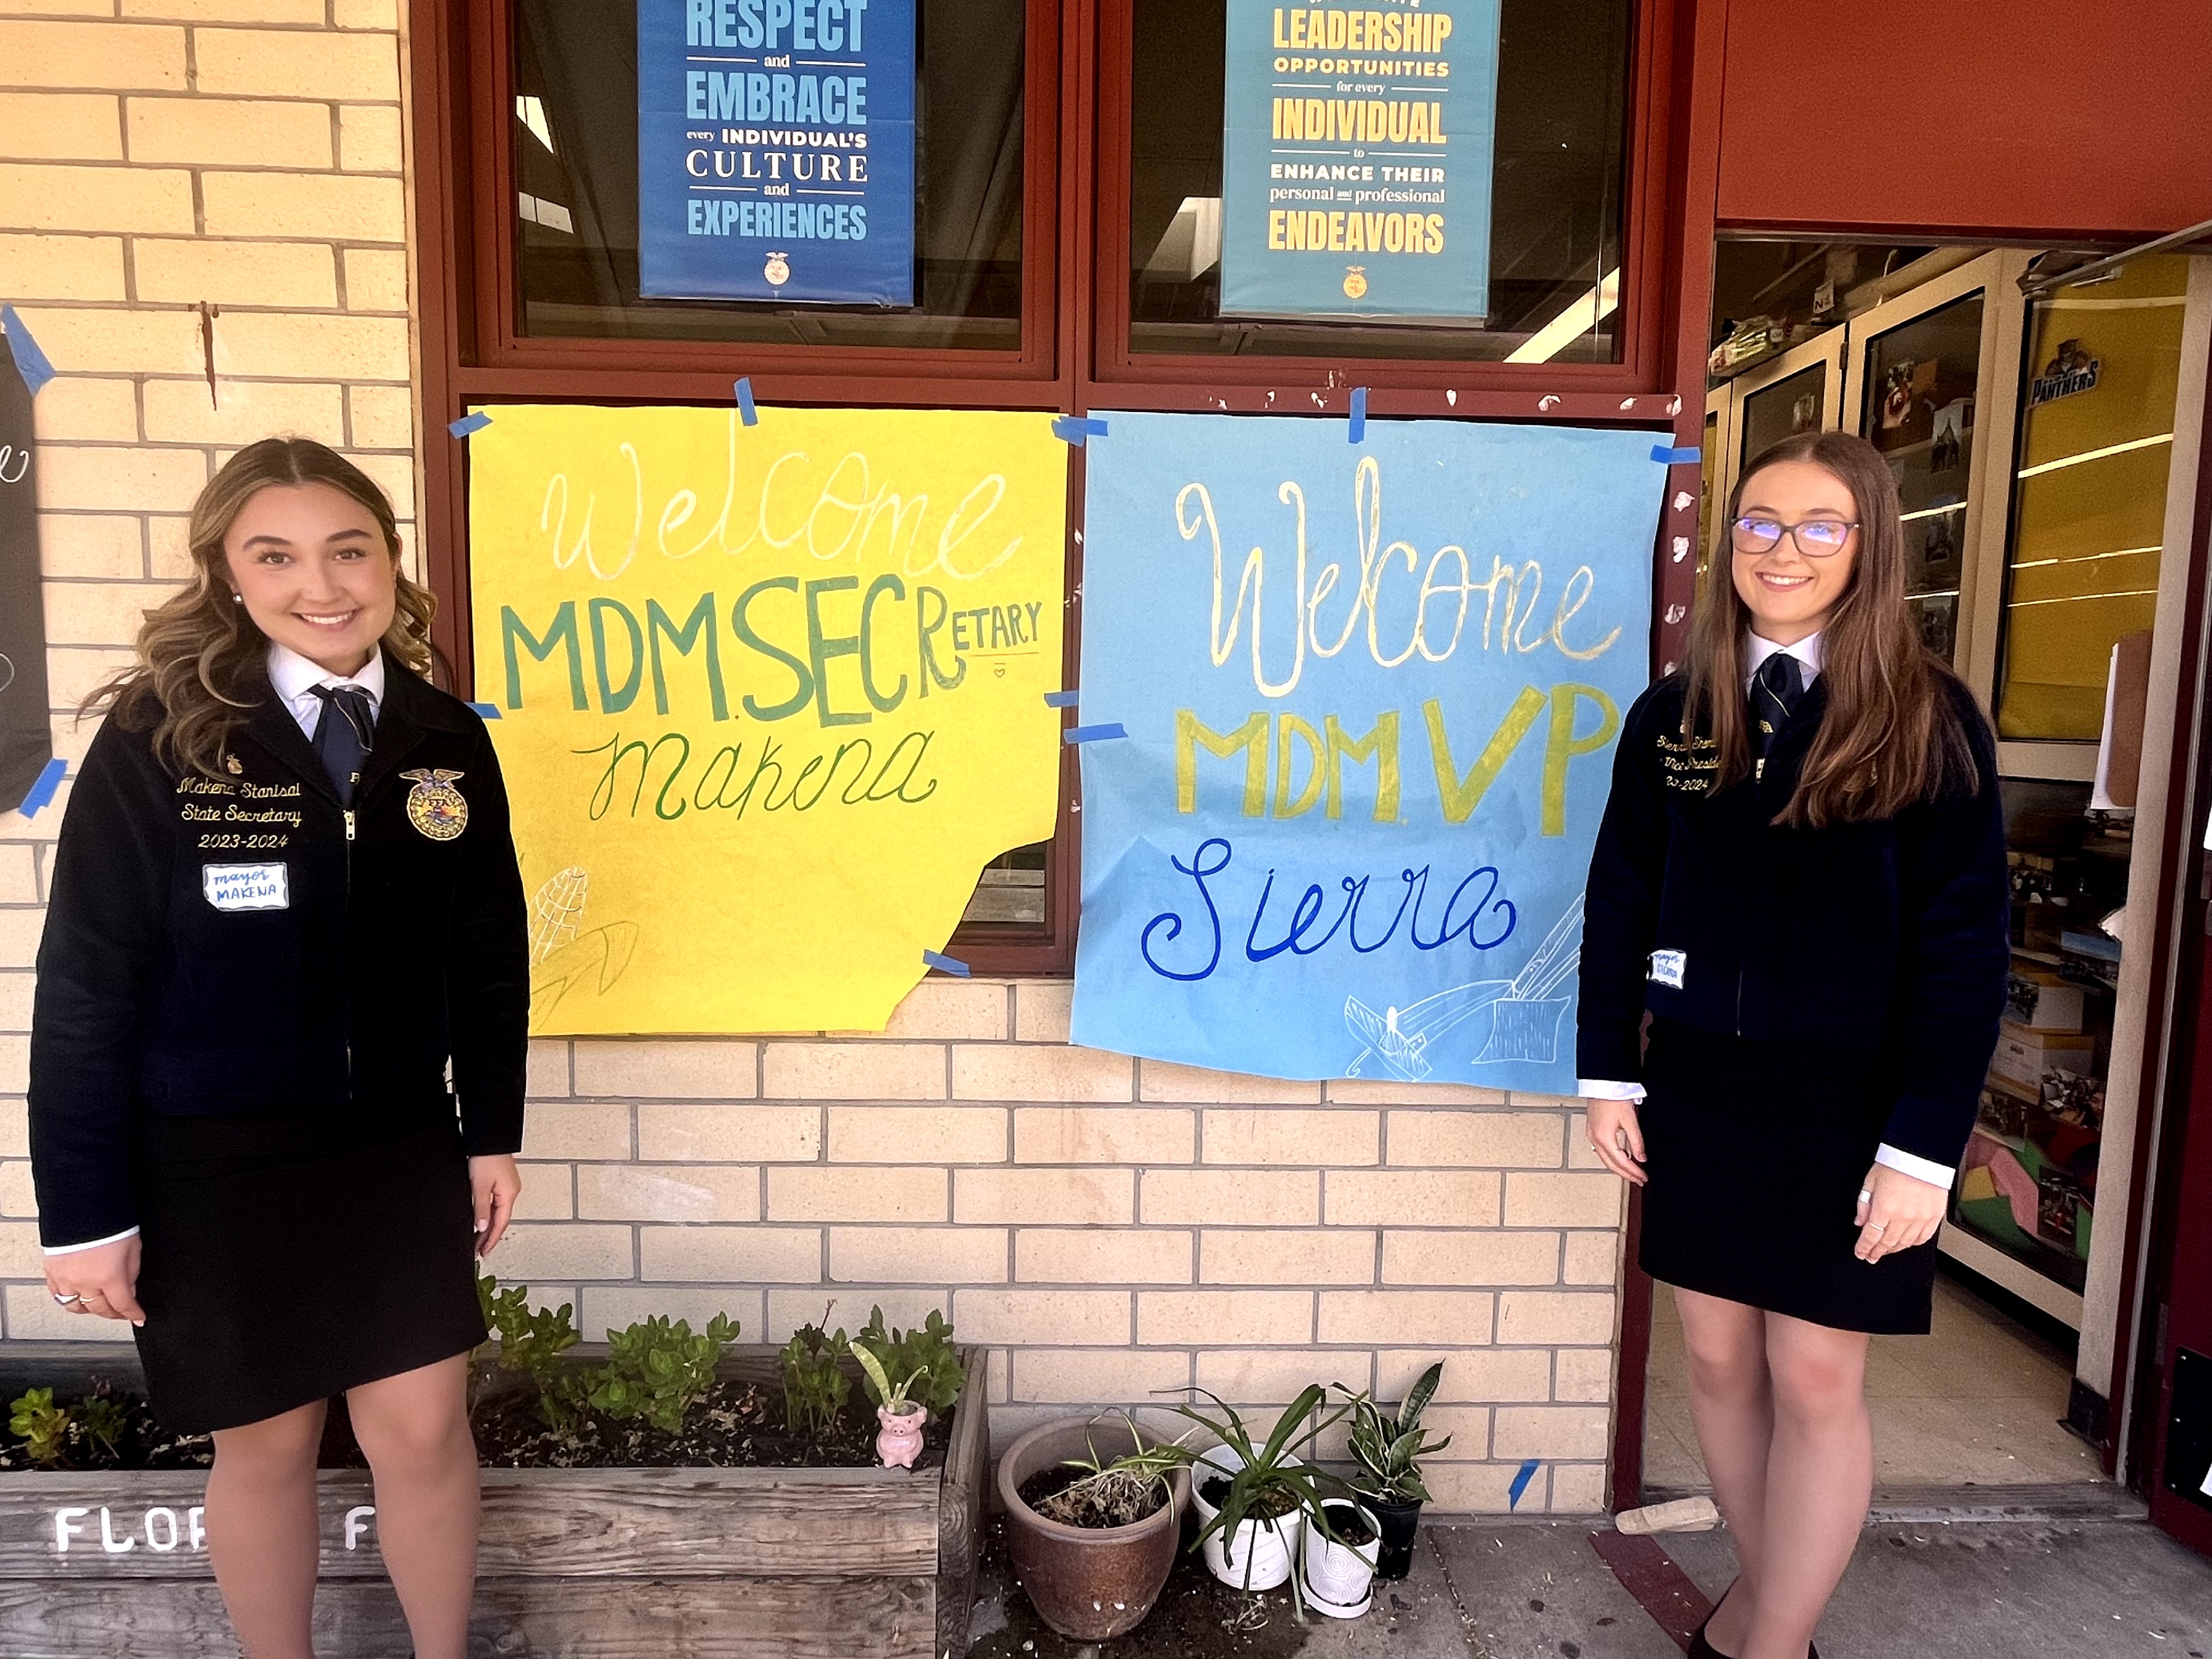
left=203, top=863, right=288, bottom=912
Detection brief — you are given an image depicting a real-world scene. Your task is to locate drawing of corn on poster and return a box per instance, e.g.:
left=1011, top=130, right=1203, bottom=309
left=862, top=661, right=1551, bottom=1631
left=467, top=404, right=1066, bottom=1034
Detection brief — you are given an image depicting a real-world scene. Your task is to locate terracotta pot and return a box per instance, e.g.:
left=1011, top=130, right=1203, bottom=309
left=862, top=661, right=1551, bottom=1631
left=997, top=1417, right=1190, bottom=1641
left=875, top=1403, right=927, bottom=1469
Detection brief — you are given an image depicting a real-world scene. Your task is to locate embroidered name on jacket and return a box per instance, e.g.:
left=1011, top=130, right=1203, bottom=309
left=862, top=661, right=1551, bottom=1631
left=1657, top=732, right=1719, bottom=793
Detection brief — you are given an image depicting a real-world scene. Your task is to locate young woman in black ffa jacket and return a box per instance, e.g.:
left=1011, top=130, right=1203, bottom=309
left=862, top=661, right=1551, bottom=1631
left=1577, top=430, right=2008, bottom=1659
left=30, top=439, right=529, bottom=1659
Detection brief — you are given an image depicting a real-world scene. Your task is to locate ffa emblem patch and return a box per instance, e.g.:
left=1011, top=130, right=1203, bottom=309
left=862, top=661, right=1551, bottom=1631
left=225, top=754, right=243, bottom=775
left=1342, top=265, right=1368, bottom=300
left=400, top=768, right=468, bottom=841
left=764, top=251, right=791, bottom=287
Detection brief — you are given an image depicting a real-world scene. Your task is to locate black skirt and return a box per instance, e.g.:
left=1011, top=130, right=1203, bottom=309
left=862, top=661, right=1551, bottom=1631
left=1637, top=1018, right=1941, bottom=1335
left=130, top=1102, right=487, bottom=1435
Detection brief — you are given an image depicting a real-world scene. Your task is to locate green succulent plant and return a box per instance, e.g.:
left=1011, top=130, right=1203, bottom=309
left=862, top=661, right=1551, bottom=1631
left=1337, top=1361, right=1452, bottom=1502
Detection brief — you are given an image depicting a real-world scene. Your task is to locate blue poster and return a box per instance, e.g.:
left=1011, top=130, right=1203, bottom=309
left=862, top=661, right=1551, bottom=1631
left=1070, top=413, right=1663, bottom=1089
left=636, top=0, right=916, bottom=304
left=1218, top=0, right=1501, bottom=320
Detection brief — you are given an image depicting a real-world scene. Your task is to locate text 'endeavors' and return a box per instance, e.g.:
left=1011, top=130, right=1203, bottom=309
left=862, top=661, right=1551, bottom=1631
left=468, top=404, right=1064, bottom=1034
left=636, top=0, right=916, bottom=303
left=1072, top=413, right=1662, bottom=1089
left=1220, top=0, right=1501, bottom=320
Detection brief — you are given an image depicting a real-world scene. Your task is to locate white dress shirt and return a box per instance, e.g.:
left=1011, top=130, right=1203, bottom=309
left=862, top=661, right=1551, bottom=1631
left=1577, top=631, right=1959, bottom=1192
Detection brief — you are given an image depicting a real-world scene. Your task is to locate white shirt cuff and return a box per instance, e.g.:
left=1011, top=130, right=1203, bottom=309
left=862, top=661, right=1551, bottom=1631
left=1577, top=1079, right=1647, bottom=1101
left=43, top=1226, right=140, bottom=1256
left=1874, top=1144, right=1956, bottom=1189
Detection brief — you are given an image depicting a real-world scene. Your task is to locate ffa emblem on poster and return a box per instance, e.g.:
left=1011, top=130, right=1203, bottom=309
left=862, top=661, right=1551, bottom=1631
left=400, top=768, right=469, bottom=841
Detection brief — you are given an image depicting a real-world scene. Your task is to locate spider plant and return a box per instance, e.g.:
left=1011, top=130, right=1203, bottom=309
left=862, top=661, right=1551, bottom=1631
left=1030, top=1410, right=1192, bottom=1527
left=1169, top=1385, right=1356, bottom=1614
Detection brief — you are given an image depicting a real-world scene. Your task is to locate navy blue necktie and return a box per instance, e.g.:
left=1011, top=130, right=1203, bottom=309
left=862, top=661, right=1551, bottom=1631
left=308, top=685, right=376, bottom=805
left=1749, top=652, right=1805, bottom=759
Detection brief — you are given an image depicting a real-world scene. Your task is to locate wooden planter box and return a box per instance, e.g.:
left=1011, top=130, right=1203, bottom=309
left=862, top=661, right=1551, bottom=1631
left=0, top=1341, right=988, bottom=1659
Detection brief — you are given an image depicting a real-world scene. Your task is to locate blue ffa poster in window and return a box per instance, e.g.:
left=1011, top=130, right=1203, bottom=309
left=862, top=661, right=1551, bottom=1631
left=637, top=0, right=916, bottom=304
left=1218, top=0, right=1501, bottom=321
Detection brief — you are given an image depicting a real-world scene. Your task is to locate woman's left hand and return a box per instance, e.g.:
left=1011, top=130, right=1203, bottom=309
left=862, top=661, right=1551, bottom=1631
left=469, top=1155, right=522, bottom=1257
left=1853, top=1162, right=1947, bottom=1263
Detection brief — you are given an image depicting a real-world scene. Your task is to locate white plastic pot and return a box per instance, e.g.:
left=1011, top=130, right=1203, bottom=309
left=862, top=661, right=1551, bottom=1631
left=1189, top=1446, right=1301, bottom=1592
left=1300, top=1500, right=1382, bottom=1618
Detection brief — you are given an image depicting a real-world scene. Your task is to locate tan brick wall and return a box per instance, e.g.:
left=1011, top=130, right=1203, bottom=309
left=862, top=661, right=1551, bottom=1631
left=0, top=1, right=1631, bottom=1518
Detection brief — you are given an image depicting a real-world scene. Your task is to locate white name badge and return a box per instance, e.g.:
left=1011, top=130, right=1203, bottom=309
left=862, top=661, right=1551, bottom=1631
left=1648, top=948, right=1686, bottom=990
left=203, top=863, right=289, bottom=912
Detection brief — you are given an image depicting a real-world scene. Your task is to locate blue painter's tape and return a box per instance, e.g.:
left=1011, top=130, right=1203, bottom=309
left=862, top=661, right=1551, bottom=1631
left=1507, top=1458, right=1541, bottom=1510
left=449, top=411, right=492, bottom=438
left=1, top=306, right=55, bottom=398
left=922, top=950, right=971, bottom=978
left=468, top=702, right=503, bottom=720
left=1043, top=690, right=1080, bottom=708
left=1651, top=444, right=1700, bottom=465
left=1063, top=722, right=1127, bottom=745
left=14, top=755, right=66, bottom=819
left=1347, top=386, right=1368, bottom=444
left=735, top=377, right=758, bottom=425
left=1051, top=416, right=1110, bottom=446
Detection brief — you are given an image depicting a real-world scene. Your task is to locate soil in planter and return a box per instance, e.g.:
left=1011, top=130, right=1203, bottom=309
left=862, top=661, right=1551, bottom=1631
left=0, top=1383, right=213, bottom=1474
left=1316, top=1502, right=1377, bottom=1547
left=1016, top=1462, right=1170, bottom=1529
left=1196, top=1474, right=1301, bottom=1521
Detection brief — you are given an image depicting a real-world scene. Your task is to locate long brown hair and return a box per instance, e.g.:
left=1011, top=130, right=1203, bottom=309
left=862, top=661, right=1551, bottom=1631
left=1682, top=430, right=1978, bottom=827
left=84, top=438, right=437, bottom=779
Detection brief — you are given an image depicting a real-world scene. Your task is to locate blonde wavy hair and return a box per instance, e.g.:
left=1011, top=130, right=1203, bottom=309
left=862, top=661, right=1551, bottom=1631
left=85, top=437, right=437, bottom=778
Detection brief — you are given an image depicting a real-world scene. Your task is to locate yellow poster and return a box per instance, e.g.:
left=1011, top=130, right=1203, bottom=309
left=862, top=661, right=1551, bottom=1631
left=466, top=403, right=1067, bottom=1034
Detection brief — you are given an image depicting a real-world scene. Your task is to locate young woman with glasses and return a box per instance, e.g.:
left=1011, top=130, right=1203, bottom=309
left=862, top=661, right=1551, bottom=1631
left=1576, top=430, right=2009, bottom=1658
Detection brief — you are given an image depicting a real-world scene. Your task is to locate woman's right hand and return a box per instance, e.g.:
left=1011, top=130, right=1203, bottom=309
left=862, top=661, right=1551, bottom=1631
left=45, top=1236, right=145, bottom=1327
left=1583, top=1097, right=1648, bottom=1186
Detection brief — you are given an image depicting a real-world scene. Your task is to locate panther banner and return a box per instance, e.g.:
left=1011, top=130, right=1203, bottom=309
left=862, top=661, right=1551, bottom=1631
left=1070, top=412, right=1663, bottom=1089
left=467, top=403, right=1064, bottom=1034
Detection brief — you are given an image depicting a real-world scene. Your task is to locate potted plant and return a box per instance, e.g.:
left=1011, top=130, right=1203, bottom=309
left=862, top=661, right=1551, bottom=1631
left=851, top=1305, right=964, bottom=1471
left=1339, top=1361, right=1452, bottom=1581
left=1300, top=1495, right=1384, bottom=1618
left=1169, top=1385, right=1354, bottom=1614
left=996, top=1410, right=1191, bottom=1641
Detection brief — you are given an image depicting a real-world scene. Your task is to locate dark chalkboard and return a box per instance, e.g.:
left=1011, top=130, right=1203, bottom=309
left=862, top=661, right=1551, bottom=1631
left=0, top=347, right=54, bottom=812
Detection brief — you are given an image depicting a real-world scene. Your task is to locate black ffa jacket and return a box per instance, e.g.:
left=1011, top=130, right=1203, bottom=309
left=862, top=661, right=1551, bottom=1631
left=1576, top=671, right=2011, bottom=1172
left=29, top=653, right=530, bottom=1249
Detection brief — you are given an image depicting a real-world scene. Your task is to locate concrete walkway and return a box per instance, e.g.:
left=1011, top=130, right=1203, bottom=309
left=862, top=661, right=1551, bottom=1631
left=964, top=1495, right=2212, bottom=1658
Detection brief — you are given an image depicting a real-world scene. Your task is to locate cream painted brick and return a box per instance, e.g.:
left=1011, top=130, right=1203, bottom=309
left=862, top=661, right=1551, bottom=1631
left=767, top=1165, right=946, bottom=1223
left=125, top=97, right=330, bottom=167
left=0, top=93, right=120, bottom=161
left=575, top=1038, right=759, bottom=1099
left=15, top=307, right=200, bottom=376
left=1553, top=1348, right=1614, bottom=1403
left=953, top=1288, right=1129, bottom=1346
left=213, top=311, right=410, bottom=380
left=192, top=27, right=400, bottom=99
left=765, top=1287, right=940, bottom=1342
left=1193, top=1348, right=1348, bottom=1404
left=341, top=245, right=407, bottom=310
left=0, top=1103, right=26, bottom=1159
left=634, top=1104, right=818, bottom=1163
left=955, top=1167, right=1132, bottom=1226
left=1548, top=1462, right=1609, bottom=1513
left=1503, top=1172, right=1624, bottom=1229
left=0, top=1037, right=25, bottom=1094
left=877, top=977, right=1008, bottom=1040
left=1413, top=1404, right=1491, bottom=1455
left=510, top=1163, right=572, bottom=1220
left=526, top=1040, right=569, bottom=1097
left=1012, top=979, right=1070, bottom=1042
left=763, top=1041, right=943, bottom=1101
left=346, top=383, right=412, bottom=449
left=36, top=650, right=132, bottom=709
left=1565, top=1122, right=1610, bottom=1170
left=1014, top=1226, right=1190, bottom=1285
left=518, top=1102, right=630, bottom=1161
left=639, top=1225, right=820, bottom=1283
left=580, top=1286, right=762, bottom=1343
left=344, top=450, right=413, bottom=517
left=0, top=1159, right=34, bottom=1216
left=1325, top=1079, right=1507, bottom=1106
left=0, top=847, right=34, bottom=901
left=142, top=379, right=346, bottom=447
left=35, top=513, right=140, bottom=577
left=1316, top=1289, right=1494, bottom=1346
left=1140, top=1169, right=1316, bottom=1226
left=1387, top=1110, right=1565, bottom=1169
left=1324, top=1169, right=1501, bottom=1228
left=1137, top=1289, right=1309, bottom=1347
left=0, top=908, right=44, bottom=971
left=0, top=162, right=191, bottom=233
left=1011, top=1347, right=1190, bottom=1404
left=145, top=515, right=191, bottom=578
left=952, top=1043, right=1131, bottom=1103
left=1203, top=1107, right=1377, bottom=1167
left=1201, top=1229, right=1375, bottom=1286
left=32, top=379, right=136, bottom=443
left=0, top=233, right=125, bottom=300
left=1418, top=1463, right=1525, bottom=1515
left=491, top=1222, right=634, bottom=1282
left=1562, top=1231, right=1619, bottom=1285
left=1381, top=1229, right=1560, bottom=1287
left=828, top=1104, right=1004, bottom=1164
left=200, top=170, right=404, bottom=242
left=578, top=1163, right=759, bottom=1223
left=0, top=22, right=187, bottom=89
left=1377, top=1347, right=1552, bottom=1404
left=132, top=237, right=337, bottom=307
left=332, top=0, right=397, bottom=24
left=4, top=1284, right=132, bottom=1341
left=41, top=578, right=183, bottom=645
left=0, top=972, right=35, bottom=1030
left=337, top=102, right=402, bottom=171
left=122, top=0, right=327, bottom=18
left=1495, top=1291, right=1616, bottom=1346
left=1012, top=1106, right=1192, bottom=1165
left=42, top=460, right=199, bottom=535
left=0, top=0, right=112, bottom=14
left=1140, top=1060, right=1319, bottom=1104
left=1491, top=1405, right=1610, bottom=1461
left=828, top=1225, right=1006, bottom=1285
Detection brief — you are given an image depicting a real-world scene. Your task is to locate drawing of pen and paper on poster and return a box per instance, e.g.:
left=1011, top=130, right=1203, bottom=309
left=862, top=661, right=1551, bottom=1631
left=1218, top=0, right=1501, bottom=321
left=468, top=404, right=1065, bottom=1034
left=1070, top=413, right=1662, bottom=1089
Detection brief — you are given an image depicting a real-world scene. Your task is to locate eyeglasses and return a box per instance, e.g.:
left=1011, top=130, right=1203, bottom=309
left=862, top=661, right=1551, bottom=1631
left=1731, top=516, right=1858, bottom=558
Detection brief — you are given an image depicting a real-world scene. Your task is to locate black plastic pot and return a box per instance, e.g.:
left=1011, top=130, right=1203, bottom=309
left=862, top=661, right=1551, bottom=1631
left=1369, top=1494, right=1423, bottom=1580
